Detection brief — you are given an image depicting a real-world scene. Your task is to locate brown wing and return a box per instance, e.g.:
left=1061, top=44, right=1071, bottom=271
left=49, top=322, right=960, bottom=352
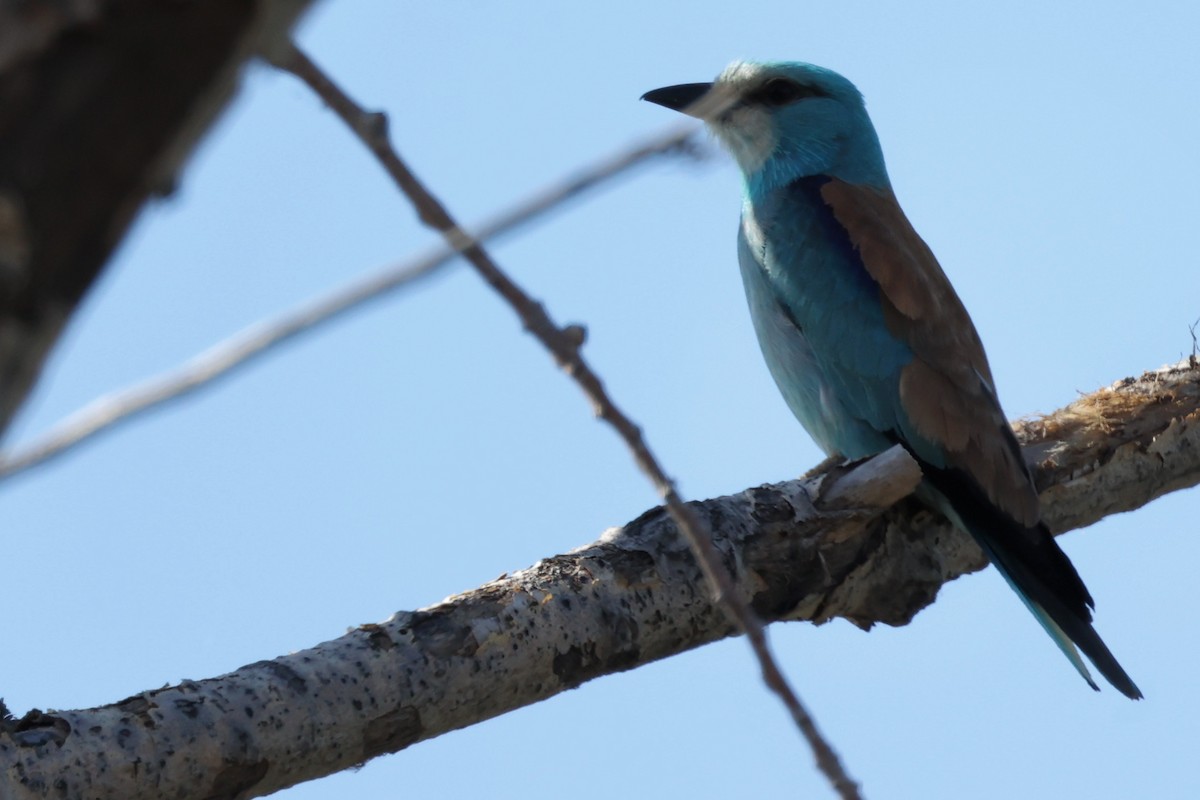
left=820, top=179, right=1039, bottom=527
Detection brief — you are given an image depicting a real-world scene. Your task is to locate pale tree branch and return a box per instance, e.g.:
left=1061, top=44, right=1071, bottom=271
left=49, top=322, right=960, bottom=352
left=268, top=41, right=863, bottom=799
left=3, top=359, right=1197, bottom=800
left=0, top=123, right=703, bottom=483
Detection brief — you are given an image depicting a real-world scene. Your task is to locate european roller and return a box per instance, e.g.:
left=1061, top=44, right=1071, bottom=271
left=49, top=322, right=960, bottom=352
left=643, top=61, right=1141, bottom=698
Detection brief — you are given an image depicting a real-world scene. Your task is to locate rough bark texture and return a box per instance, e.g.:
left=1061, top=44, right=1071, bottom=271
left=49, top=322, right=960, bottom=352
left=0, top=0, right=313, bottom=439
left=2, top=359, right=1196, bottom=800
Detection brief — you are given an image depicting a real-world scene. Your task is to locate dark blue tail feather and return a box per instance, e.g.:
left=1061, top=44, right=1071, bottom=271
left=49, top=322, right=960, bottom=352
left=911, top=453, right=1142, bottom=699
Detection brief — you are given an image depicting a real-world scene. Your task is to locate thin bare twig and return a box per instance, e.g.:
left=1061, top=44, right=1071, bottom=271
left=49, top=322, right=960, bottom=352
left=271, top=42, right=861, bottom=800
left=0, top=123, right=702, bottom=482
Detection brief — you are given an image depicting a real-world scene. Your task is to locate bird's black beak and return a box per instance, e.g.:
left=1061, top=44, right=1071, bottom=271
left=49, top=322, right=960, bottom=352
left=641, top=82, right=714, bottom=117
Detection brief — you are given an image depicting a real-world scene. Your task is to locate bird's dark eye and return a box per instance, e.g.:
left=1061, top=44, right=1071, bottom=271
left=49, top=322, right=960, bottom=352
left=752, top=77, right=825, bottom=107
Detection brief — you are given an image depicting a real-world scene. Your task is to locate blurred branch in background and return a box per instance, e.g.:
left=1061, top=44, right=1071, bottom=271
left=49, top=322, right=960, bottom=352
left=0, top=123, right=704, bottom=483
left=6, top=359, right=1197, bottom=799
left=0, top=0, right=315, bottom=440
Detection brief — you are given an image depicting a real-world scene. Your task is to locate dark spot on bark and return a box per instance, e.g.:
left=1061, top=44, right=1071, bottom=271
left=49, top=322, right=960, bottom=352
left=606, top=647, right=640, bottom=672
left=247, top=660, right=308, bottom=695
left=114, top=694, right=158, bottom=729
left=750, top=553, right=827, bottom=618
left=742, top=507, right=857, bottom=619
left=410, top=610, right=478, bottom=658
left=703, top=502, right=729, bottom=536
left=116, top=694, right=149, bottom=713
left=361, top=624, right=395, bottom=651
left=11, top=709, right=71, bottom=747
left=208, top=759, right=269, bottom=799
left=362, top=705, right=422, bottom=759
left=749, top=486, right=795, bottom=524
left=174, top=697, right=204, bottom=719
left=552, top=635, right=641, bottom=689
left=537, top=555, right=595, bottom=592
left=553, top=645, right=588, bottom=686
left=609, top=548, right=656, bottom=588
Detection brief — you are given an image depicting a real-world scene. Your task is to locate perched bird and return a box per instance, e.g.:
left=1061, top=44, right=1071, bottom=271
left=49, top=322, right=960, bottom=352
left=643, top=61, right=1141, bottom=698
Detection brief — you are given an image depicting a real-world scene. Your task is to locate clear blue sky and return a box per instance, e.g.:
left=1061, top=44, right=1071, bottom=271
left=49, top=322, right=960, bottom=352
left=4, top=2, right=1198, bottom=797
